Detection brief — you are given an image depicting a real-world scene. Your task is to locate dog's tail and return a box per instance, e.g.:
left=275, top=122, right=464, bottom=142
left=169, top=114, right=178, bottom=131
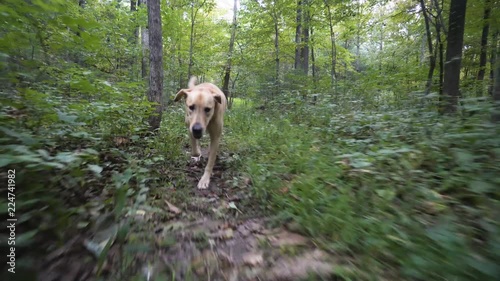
left=188, top=76, right=197, bottom=88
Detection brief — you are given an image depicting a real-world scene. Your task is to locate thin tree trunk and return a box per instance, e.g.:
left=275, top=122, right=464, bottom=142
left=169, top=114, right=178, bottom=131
left=441, top=0, right=467, bottom=114
left=419, top=0, right=436, bottom=94
left=188, top=2, right=195, bottom=79
left=324, top=0, right=336, bottom=87
left=274, top=12, right=280, bottom=95
left=311, top=27, right=317, bottom=88
left=355, top=0, right=361, bottom=72
left=294, top=0, right=302, bottom=71
left=130, top=0, right=138, bottom=79
left=139, top=0, right=149, bottom=80
left=491, top=31, right=500, bottom=121
left=147, top=0, right=163, bottom=131
left=432, top=0, right=445, bottom=97
left=301, top=0, right=309, bottom=74
left=477, top=0, right=490, bottom=82
left=222, top=0, right=238, bottom=102
left=187, top=0, right=206, bottom=80
left=489, top=31, right=498, bottom=96
left=438, top=32, right=444, bottom=96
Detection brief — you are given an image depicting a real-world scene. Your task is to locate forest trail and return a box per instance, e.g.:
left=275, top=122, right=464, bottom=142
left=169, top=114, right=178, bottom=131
left=37, top=147, right=347, bottom=281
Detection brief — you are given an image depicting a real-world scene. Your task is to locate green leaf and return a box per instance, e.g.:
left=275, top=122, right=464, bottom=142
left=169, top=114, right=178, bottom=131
left=16, top=229, right=38, bottom=247
left=57, top=111, right=78, bottom=124
left=469, top=180, right=494, bottom=194
left=88, top=164, right=103, bottom=175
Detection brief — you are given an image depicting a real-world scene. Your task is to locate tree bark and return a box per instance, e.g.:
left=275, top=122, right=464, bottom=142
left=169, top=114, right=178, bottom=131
left=187, top=0, right=206, bottom=80
left=492, top=31, right=500, bottom=122
left=419, top=0, right=436, bottom=94
left=273, top=10, right=280, bottom=95
left=147, top=0, right=163, bottom=131
left=139, top=0, right=149, bottom=80
left=301, top=2, right=310, bottom=75
left=324, top=0, right=336, bottom=88
left=294, top=0, right=302, bottom=71
left=441, top=0, right=467, bottom=114
left=311, top=27, right=317, bottom=88
left=188, top=2, right=195, bottom=79
left=222, top=0, right=238, bottom=102
left=477, top=0, right=490, bottom=82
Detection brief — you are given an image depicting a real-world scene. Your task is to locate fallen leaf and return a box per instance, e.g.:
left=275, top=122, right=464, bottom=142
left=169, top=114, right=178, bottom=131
left=279, top=187, right=289, bottom=194
left=244, top=177, right=252, bottom=186
left=113, top=136, right=129, bottom=146
left=165, top=200, right=181, bottom=215
left=209, top=228, right=234, bottom=240
left=261, top=249, right=334, bottom=280
left=269, top=230, right=308, bottom=247
left=242, top=251, right=264, bottom=266
left=228, top=201, right=243, bottom=213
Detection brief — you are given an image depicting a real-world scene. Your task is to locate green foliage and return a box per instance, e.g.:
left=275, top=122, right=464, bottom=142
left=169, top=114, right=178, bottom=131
left=226, top=98, right=500, bottom=280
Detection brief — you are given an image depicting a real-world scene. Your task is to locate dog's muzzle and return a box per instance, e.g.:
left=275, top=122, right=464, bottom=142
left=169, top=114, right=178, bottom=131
left=192, top=123, right=203, bottom=139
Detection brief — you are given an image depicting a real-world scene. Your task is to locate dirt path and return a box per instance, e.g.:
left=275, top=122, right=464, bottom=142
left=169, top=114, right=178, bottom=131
left=144, top=149, right=346, bottom=280
left=38, top=148, right=347, bottom=281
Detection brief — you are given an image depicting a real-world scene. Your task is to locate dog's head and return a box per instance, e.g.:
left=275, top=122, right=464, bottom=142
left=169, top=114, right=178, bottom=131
left=174, top=77, right=223, bottom=139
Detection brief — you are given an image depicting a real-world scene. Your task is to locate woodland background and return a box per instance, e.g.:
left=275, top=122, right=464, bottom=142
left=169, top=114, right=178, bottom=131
left=1, top=0, right=499, bottom=280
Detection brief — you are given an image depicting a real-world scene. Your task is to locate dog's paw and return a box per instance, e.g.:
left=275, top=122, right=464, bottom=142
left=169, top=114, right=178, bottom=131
left=197, top=174, right=211, bottom=189
left=191, top=155, right=202, bottom=162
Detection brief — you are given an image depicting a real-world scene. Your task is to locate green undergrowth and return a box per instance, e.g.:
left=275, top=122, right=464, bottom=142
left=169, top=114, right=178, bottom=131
left=0, top=73, right=191, bottom=279
left=226, top=98, right=500, bottom=280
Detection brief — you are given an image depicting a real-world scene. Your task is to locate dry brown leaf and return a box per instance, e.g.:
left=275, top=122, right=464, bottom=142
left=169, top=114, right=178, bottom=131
left=113, top=136, right=129, bottom=146
left=269, top=230, right=308, bottom=247
left=244, top=177, right=252, bottom=186
left=165, top=200, right=181, bottom=215
left=279, top=187, right=289, bottom=194
left=242, top=251, right=264, bottom=266
left=262, top=249, right=334, bottom=280
left=209, top=228, right=234, bottom=240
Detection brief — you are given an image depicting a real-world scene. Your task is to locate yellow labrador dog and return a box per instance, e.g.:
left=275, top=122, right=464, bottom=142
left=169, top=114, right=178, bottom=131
left=174, top=77, right=227, bottom=189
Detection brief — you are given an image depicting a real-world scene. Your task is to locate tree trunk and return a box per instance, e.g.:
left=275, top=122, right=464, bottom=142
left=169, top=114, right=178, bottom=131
left=188, top=2, right=195, bottom=79
left=419, top=0, right=436, bottom=94
left=311, top=27, right=317, bottom=88
left=294, top=0, right=309, bottom=74
left=324, top=0, right=336, bottom=88
left=492, top=31, right=500, bottom=122
left=489, top=31, right=498, bottom=96
left=294, top=0, right=302, bottom=71
left=139, top=0, right=149, bottom=80
left=441, top=0, right=467, bottom=114
left=431, top=0, right=445, bottom=97
left=187, top=0, right=206, bottom=80
left=147, top=0, right=163, bottom=131
left=477, top=0, right=490, bottom=82
left=274, top=11, right=280, bottom=95
left=222, top=0, right=238, bottom=102
left=301, top=2, right=309, bottom=75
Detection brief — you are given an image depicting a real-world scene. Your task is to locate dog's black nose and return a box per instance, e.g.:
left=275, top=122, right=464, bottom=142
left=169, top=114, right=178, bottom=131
left=192, top=123, right=203, bottom=139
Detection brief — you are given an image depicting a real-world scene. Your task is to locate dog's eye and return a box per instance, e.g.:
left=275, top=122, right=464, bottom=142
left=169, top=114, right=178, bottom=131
left=204, top=107, right=211, bottom=113
left=188, top=105, right=195, bottom=111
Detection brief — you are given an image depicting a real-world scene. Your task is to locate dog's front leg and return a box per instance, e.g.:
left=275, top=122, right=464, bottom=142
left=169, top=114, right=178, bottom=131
left=197, top=134, right=220, bottom=189
left=190, top=134, right=201, bottom=162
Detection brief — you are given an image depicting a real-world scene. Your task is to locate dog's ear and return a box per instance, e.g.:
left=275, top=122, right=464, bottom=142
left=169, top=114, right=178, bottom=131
left=213, top=94, right=222, bottom=104
left=174, top=89, right=189, bottom=101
